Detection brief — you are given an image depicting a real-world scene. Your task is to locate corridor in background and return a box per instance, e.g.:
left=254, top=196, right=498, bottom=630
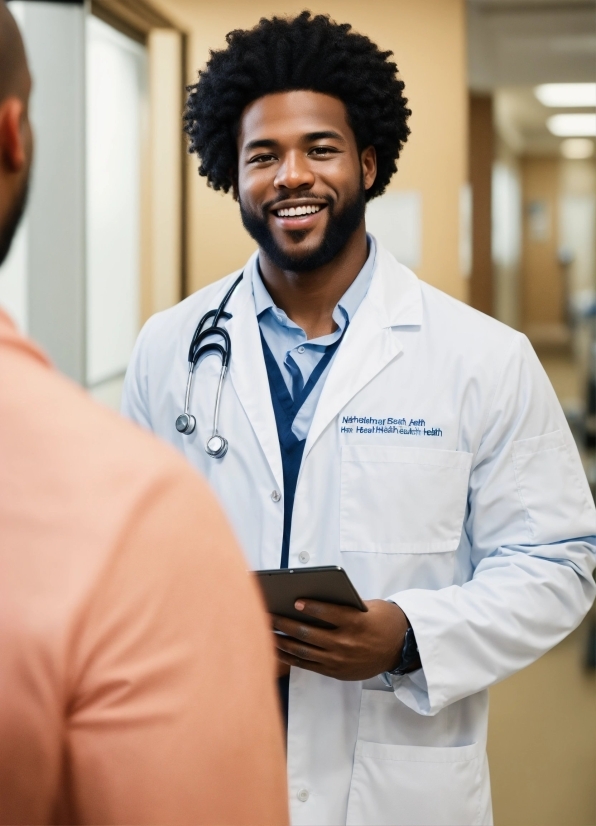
left=468, top=0, right=595, bottom=496
left=468, top=1, right=596, bottom=824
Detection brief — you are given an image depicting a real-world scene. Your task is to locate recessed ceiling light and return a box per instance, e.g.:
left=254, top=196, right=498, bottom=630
left=535, top=83, right=596, bottom=108
left=547, top=113, right=596, bottom=137
left=560, top=138, right=594, bottom=159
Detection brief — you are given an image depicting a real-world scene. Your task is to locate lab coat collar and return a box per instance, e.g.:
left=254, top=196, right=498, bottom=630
left=226, top=254, right=284, bottom=490
left=303, top=243, right=423, bottom=457
left=367, top=241, right=423, bottom=329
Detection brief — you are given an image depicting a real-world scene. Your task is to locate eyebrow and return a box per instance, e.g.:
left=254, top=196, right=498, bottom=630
left=244, top=130, right=346, bottom=152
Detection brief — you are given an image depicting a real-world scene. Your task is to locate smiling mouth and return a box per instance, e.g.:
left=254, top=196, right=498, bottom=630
left=272, top=204, right=326, bottom=218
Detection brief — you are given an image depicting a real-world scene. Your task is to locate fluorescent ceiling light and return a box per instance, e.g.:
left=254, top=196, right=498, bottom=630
left=535, top=83, right=596, bottom=108
left=547, top=114, right=596, bottom=137
left=560, top=138, right=594, bottom=159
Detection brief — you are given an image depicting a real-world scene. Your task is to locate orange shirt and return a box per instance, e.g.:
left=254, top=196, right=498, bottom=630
left=0, top=309, right=288, bottom=825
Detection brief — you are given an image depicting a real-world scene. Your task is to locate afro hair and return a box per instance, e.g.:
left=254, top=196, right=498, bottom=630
left=184, top=11, right=411, bottom=201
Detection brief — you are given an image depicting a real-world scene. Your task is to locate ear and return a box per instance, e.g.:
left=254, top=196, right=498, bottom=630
left=230, top=169, right=239, bottom=202
left=361, top=145, right=377, bottom=192
left=0, top=98, right=27, bottom=173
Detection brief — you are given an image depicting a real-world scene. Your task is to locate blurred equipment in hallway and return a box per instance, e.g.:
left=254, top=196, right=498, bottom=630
left=468, top=1, right=596, bottom=824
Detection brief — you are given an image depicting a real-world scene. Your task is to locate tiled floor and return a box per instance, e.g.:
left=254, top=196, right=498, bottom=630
left=489, top=617, right=596, bottom=826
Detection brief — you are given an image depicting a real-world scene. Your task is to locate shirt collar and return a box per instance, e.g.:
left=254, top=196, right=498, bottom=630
left=335, top=234, right=376, bottom=323
left=252, top=258, right=276, bottom=318
left=251, top=234, right=377, bottom=324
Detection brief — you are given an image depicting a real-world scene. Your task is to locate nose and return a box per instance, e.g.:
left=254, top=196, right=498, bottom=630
left=274, top=150, right=315, bottom=191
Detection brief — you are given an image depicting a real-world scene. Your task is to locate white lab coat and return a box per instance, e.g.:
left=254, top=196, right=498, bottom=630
left=122, top=242, right=596, bottom=826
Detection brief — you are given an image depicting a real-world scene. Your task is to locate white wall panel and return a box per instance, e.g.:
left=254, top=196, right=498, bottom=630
left=86, top=17, right=147, bottom=386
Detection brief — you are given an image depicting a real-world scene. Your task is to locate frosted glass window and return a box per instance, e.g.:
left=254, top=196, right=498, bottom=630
left=86, top=16, right=147, bottom=386
left=366, top=191, right=422, bottom=271
left=560, top=195, right=595, bottom=296
left=492, top=162, right=521, bottom=269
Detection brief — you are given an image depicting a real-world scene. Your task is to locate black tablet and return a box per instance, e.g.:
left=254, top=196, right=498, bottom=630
left=255, top=565, right=368, bottom=628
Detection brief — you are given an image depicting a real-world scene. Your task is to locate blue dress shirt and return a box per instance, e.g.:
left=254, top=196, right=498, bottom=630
left=251, top=235, right=377, bottom=440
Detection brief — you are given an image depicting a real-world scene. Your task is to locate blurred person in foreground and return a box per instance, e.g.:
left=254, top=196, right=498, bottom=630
left=0, top=4, right=288, bottom=824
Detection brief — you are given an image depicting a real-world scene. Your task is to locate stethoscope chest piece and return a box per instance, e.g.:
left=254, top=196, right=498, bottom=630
left=175, top=413, right=196, bottom=435
left=205, top=434, right=228, bottom=458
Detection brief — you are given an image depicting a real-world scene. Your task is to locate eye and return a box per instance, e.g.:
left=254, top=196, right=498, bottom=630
left=248, top=153, right=277, bottom=164
left=309, top=146, right=339, bottom=157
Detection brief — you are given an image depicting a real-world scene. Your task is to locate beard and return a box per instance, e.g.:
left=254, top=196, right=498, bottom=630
left=0, top=176, right=29, bottom=268
left=239, top=182, right=366, bottom=273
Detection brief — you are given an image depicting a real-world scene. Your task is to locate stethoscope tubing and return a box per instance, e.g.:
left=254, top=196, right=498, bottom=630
left=176, top=273, right=244, bottom=456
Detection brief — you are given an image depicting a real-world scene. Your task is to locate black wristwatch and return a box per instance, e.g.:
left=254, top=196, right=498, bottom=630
left=388, top=625, right=420, bottom=676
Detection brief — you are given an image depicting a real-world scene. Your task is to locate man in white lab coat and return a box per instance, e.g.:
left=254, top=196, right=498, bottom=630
left=122, top=12, right=596, bottom=826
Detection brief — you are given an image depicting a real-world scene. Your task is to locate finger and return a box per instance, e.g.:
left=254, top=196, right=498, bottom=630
left=275, top=635, right=325, bottom=664
left=294, top=598, right=357, bottom=626
left=271, top=614, right=332, bottom=646
left=276, top=659, right=290, bottom=678
left=277, top=648, right=329, bottom=675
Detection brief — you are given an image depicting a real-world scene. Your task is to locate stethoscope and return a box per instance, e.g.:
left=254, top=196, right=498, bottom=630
left=175, top=273, right=244, bottom=458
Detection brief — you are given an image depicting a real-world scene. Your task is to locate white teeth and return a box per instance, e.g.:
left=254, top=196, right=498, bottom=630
left=276, top=205, right=322, bottom=217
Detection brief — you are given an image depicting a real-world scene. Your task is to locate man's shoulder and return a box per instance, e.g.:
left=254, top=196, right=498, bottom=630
left=375, top=246, right=522, bottom=358
left=0, top=321, right=208, bottom=562
left=420, top=280, right=520, bottom=342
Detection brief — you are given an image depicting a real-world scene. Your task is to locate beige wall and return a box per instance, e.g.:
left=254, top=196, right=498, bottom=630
left=153, top=0, right=468, bottom=300
left=140, top=29, right=184, bottom=324
left=521, top=158, right=564, bottom=331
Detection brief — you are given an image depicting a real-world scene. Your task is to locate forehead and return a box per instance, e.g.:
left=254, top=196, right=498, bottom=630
left=238, top=90, right=353, bottom=146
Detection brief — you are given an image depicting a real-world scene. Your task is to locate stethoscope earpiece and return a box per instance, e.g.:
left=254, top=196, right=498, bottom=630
left=175, top=413, right=196, bottom=435
left=174, top=273, right=243, bottom=457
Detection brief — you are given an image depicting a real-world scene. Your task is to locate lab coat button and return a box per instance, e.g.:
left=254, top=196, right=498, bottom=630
left=271, top=490, right=281, bottom=502
left=297, top=789, right=309, bottom=802
left=299, top=551, right=310, bottom=564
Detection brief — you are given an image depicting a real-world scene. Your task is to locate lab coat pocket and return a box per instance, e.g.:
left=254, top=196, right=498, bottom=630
left=340, top=446, right=473, bottom=553
left=512, top=430, right=595, bottom=543
left=346, top=739, right=485, bottom=826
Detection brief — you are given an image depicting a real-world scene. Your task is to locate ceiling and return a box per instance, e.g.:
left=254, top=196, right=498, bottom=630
left=468, top=0, right=596, bottom=90
left=468, top=0, right=595, bottom=155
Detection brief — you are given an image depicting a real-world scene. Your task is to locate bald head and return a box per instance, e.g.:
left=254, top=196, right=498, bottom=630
left=0, top=2, right=28, bottom=105
left=0, top=2, right=31, bottom=268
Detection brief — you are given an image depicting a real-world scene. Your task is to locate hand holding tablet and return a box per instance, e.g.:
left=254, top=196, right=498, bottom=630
left=255, top=565, right=368, bottom=629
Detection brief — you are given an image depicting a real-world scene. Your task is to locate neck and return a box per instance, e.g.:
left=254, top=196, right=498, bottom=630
left=258, top=222, right=368, bottom=340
